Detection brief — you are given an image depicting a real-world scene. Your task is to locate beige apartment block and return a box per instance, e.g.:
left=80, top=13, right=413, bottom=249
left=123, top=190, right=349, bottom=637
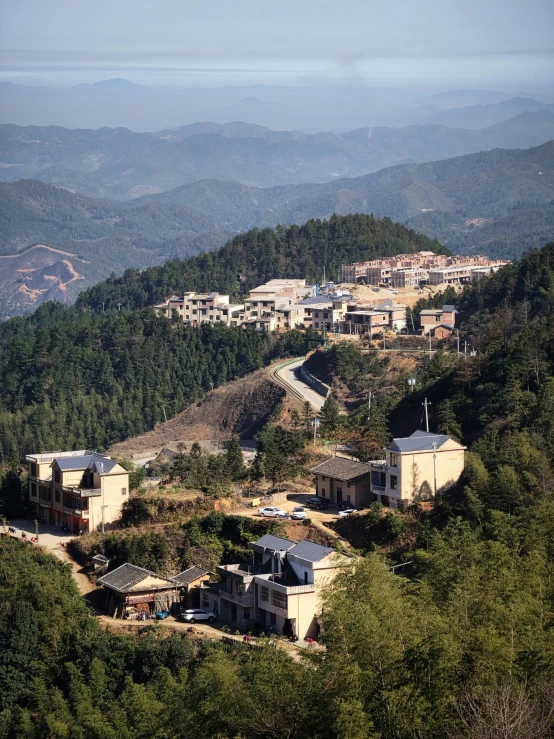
left=203, top=534, right=346, bottom=639
left=370, top=430, right=466, bottom=508
left=26, top=451, right=129, bottom=533
left=310, top=457, right=372, bottom=508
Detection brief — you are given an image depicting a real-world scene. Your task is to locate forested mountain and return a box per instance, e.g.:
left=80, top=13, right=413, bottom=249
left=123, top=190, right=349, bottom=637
left=1, top=113, right=554, bottom=197
left=0, top=214, right=442, bottom=456
left=75, top=214, right=446, bottom=311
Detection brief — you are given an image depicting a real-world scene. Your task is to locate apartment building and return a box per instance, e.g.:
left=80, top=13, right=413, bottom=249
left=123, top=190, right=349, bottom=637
left=26, top=450, right=130, bottom=533
left=155, top=292, right=243, bottom=326
left=420, top=304, right=457, bottom=335
left=202, top=534, right=344, bottom=639
left=391, top=267, right=428, bottom=288
left=369, top=430, right=466, bottom=508
left=428, top=261, right=509, bottom=286
left=310, top=457, right=372, bottom=508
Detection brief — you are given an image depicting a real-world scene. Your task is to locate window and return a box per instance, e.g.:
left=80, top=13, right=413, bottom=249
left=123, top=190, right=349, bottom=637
left=203, top=592, right=210, bottom=608
left=30, top=483, right=37, bottom=498
left=30, top=463, right=37, bottom=477
left=260, top=586, right=269, bottom=602
left=270, top=612, right=277, bottom=626
left=54, top=470, right=60, bottom=483
left=337, top=486, right=342, bottom=498
left=390, top=452, right=398, bottom=467
left=304, top=572, right=308, bottom=584
left=315, top=322, right=319, bottom=329
left=390, top=475, right=398, bottom=490
left=55, top=489, right=60, bottom=503
left=323, top=312, right=329, bottom=319
left=121, top=487, right=127, bottom=495
left=322, top=475, right=326, bottom=481
left=271, top=590, right=287, bottom=609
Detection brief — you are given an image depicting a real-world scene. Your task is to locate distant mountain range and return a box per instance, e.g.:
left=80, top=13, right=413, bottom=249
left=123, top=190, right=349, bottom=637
left=1, top=111, right=554, bottom=198
left=1, top=141, right=552, bottom=318
left=1, top=78, right=553, bottom=131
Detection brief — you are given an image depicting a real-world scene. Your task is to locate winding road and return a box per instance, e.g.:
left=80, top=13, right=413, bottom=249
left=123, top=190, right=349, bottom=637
left=275, top=358, right=327, bottom=411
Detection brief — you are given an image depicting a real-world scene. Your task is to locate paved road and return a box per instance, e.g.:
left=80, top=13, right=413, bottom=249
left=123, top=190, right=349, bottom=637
left=275, top=359, right=326, bottom=412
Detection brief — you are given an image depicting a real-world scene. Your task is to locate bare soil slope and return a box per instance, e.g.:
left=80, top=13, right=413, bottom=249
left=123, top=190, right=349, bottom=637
left=109, top=364, right=287, bottom=458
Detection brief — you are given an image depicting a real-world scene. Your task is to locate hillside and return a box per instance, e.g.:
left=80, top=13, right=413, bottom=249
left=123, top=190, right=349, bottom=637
left=75, top=213, right=447, bottom=311
left=1, top=113, right=554, bottom=198
left=431, top=96, right=554, bottom=129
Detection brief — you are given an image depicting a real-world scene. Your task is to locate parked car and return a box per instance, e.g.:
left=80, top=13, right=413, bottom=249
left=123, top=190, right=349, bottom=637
left=338, top=508, right=356, bottom=518
left=179, top=609, right=216, bottom=624
left=305, top=497, right=330, bottom=511
left=258, top=506, right=288, bottom=517
left=291, top=506, right=306, bottom=520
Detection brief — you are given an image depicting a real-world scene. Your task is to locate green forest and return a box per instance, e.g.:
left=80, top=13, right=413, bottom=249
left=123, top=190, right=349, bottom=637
left=0, top=304, right=315, bottom=460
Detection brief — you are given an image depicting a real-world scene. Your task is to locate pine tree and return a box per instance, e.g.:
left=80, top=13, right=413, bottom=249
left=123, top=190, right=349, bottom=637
left=226, top=437, right=244, bottom=480
left=319, top=395, right=341, bottom=435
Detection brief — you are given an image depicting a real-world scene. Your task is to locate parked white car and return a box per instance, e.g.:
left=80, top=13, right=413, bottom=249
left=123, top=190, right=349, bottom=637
left=179, top=609, right=216, bottom=624
left=338, top=508, right=356, bottom=518
left=258, top=506, right=287, bottom=517
left=291, top=506, right=306, bottom=520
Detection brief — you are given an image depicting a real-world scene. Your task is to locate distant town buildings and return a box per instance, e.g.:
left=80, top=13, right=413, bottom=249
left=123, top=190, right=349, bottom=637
left=26, top=450, right=130, bottom=533
left=341, top=252, right=509, bottom=287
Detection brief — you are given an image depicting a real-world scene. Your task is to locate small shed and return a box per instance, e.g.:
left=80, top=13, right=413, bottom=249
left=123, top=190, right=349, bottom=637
left=98, top=563, right=178, bottom=619
left=92, top=554, right=110, bottom=576
left=172, top=566, right=211, bottom=608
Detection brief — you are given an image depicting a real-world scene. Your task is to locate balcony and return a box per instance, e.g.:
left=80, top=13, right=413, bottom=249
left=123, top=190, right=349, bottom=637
left=371, top=485, right=386, bottom=494
left=219, top=589, right=255, bottom=607
left=254, top=575, right=316, bottom=595
left=62, top=485, right=101, bottom=497
left=64, top=506, right=88, bottom=517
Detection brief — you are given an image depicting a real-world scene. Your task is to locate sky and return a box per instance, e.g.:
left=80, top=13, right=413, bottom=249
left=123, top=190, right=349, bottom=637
left=1, top=0, right=553, bottom=90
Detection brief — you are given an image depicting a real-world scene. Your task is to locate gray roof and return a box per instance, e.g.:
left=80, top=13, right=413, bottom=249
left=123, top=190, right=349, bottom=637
left=54, top=453, right=119, bottom=473
left=288, top=540, right=334, bottom=562
left=172, top=566, right=210, bottom=586
left=310, top=457, right=372, bottom=481
left=442, top=305, right=456, bottom=312
left=97, top=563, right=174, bottom=593
left=389, top=430, right=451, bottom=453
left=251, top=534, right=295, bottom=552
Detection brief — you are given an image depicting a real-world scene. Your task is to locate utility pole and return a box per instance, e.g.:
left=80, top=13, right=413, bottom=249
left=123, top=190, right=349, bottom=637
left=422, top=398, right=431, bottom=432
left=313, top=417, right=318, bottom=446
left=102, top=301, right=105, bottom=313
left=368, top=391, right=372, bottom=423
left=432, top=441, right=438, bottom=499
left=429, top=332, right=432, bottom=357
left=464, top=341, right=467, bottom=362
left=117, top=302, right=122, bottom=312
left=456, top=330, right=460, bottom=355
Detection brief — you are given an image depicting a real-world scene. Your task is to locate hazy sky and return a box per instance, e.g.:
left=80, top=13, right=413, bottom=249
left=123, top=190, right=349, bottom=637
left=1, top=0, right=553, bottom=89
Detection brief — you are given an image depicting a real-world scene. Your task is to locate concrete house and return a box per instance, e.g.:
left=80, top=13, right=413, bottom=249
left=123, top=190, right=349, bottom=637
left=26, top=450, right=130, bottom=533
left=369, top=430, right=466, bottom=507
left=202, top=534, right=344, bottom=640
left=310, top=457, right=373, bottom=508
left=420, top=305, right=457, bottom=335
left=172, top=566, right=211, bottom=608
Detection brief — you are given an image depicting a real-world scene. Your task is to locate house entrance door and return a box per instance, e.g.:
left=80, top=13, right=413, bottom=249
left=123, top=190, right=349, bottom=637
left=336, top=488, right=342, bottom=505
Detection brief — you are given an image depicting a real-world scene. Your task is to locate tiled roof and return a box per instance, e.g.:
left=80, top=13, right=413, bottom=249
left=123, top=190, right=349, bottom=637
left=389, top=430, right=451, bottom=453
left=288, top=540, right=334, bottom=562
left=172, top=566, right=210, bottom=586
left=251, top=534, right=295, bottom=552
left=97, top=563, right=174, bottom=593
left=310, top=457, right=372, bottom=481
left=54, top=453, right=119, bottom=473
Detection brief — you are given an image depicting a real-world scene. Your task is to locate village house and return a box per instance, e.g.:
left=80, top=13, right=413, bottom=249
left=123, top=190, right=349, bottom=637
left=310, top=457, right=373, bottom=508
left=98, top=563, right=178, bottom=619
left=369, top=430, right=466, bottom=508
left=420, top=304, right=457, bottom=335
left=155, top=292, right=243, bottom=326
left=172, top=566, right=211, bottom=609
left=26, top=450, right=130, bottom=533
left=201, top=534, right=345, bottom=640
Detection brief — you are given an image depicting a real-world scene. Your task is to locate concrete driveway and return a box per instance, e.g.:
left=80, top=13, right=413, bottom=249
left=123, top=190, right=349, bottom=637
left=6, top=519, right=75, bottom=550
